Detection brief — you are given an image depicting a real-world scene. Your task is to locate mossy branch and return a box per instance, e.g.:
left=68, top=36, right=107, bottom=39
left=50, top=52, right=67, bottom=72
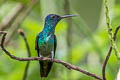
left=104, top=0, right=120, bottom=59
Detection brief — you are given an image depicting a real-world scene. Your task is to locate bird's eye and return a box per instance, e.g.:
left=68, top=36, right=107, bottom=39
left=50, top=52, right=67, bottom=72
left=51, top=16, right=56, bottom=19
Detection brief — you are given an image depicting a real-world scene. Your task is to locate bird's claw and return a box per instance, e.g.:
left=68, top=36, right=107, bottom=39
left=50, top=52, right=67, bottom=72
left=51, top=57, right=54, bottom=61
left=51, top=51, right=54, bottom=61
left=39, top=55, right=43, bottom=59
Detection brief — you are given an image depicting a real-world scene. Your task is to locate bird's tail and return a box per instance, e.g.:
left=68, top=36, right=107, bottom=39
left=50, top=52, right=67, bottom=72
left=40, top=61, right=53, bottom=77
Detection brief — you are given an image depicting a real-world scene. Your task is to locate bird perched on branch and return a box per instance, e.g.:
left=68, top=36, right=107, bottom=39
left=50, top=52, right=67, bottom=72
left=35, top=14, right=76, bottom=77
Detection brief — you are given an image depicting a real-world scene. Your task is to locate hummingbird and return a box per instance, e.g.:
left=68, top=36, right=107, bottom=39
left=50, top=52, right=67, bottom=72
left=35, top=14, right=76, bottom=77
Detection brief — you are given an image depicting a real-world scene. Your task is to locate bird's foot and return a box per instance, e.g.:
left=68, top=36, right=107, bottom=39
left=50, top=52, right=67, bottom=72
left=39, top=55, right=43, bottom=59
left=51, top=57, right=54, bottom=61
left=51, top=51, right=54, bottom=61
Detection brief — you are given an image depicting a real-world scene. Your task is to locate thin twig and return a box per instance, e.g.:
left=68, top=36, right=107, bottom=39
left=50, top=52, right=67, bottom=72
left=18, top=29, right=31, bottom=57
left=102, top=46, right=112, bottom=80
left=113, top=25, right=120, bottom=41
left=18, top=29, right=31, bottom=80
left=23, top=61, right=30, bottom=80
left=0, top=31, right=102, bottom=80
left=102, top=25, right=120, bottom=80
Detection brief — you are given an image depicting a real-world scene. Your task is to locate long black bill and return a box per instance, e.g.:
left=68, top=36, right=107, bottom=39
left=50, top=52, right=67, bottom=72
left=61, top=14, right=77, bottom=19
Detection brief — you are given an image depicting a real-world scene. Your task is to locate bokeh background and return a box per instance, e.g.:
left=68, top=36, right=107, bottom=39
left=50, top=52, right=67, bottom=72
left=0, top=0, right=120, bottom=80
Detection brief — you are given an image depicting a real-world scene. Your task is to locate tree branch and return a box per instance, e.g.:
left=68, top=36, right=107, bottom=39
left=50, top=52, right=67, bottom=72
left=102, top=25, right=120, bottom=80
left=0, top=31, right=102, bottom=80
left=18, top=29, right=31, bottom=80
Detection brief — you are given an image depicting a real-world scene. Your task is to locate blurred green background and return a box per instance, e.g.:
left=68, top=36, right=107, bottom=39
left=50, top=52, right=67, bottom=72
left=0, top=0, right=120, bottom=80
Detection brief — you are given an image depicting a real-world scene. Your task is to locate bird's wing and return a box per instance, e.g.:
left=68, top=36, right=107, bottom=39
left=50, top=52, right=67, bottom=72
left=35, top=34, right=39, bottom=54
left=54, top=35, right=57, bottom=54
left=40, top=35, right=57, bottom=77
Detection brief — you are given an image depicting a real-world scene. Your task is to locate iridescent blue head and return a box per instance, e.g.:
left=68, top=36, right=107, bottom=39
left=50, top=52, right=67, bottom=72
left=43, top=14, right=77, bottom=33
left=45, top=14, right=77, bottom=26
